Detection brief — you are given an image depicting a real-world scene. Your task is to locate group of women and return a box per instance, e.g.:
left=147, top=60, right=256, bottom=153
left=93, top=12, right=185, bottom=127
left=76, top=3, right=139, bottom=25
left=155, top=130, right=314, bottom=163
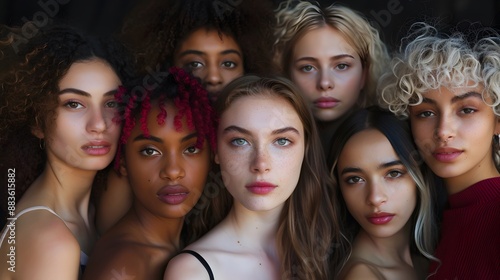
left=0, top=0, right=499, bottom=279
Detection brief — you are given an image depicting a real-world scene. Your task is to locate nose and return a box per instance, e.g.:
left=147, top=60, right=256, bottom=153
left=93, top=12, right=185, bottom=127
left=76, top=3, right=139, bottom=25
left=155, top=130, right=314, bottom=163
left=160, top=154, right=185, bottom=181
left=204, top=64, right=223, bottom=86
left=250, top=146, right=271, bottom=173
left=87, top=107, right=107, bottom=133
left=317, top=69, right=334, bottom=91
left=435, top=114, right=456, bottom=144
left=367, top=181, right=387, bottom=207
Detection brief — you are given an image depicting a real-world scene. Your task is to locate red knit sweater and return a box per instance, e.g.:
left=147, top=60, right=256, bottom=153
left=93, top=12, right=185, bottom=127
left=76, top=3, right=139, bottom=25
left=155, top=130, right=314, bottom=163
left=428, top=177, right=500, bottom=279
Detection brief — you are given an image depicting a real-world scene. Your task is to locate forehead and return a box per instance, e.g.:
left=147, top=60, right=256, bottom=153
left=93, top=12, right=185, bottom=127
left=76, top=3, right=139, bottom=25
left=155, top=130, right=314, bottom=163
left=219, top=94, right=303, bottom=132
left=293, top=25, right=359, bottom=57
left=339, top=129, right=397, bottom=166
left=177, top=28, right=241, bottom=53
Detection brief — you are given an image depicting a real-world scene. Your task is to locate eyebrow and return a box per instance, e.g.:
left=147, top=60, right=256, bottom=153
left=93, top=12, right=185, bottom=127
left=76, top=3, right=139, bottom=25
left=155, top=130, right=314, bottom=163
left=421, top=91, right=482, bottom=104
left=178, top=49, right=242, bottom=58
left=295, top=54, right=355, bottom=63
left=340, top=160, right=403, bottom=175
left=223, top=125, right=300, bottom=136
left=59, top=88, right=117, bottom=97
left=133, top=132, right=198, bottom=143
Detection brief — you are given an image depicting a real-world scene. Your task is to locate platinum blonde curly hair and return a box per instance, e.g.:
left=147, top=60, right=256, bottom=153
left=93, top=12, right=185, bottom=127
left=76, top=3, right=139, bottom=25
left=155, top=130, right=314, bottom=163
left=378, top=22, right=500, bottom=169
left=274, top=0, right=390, bottom=108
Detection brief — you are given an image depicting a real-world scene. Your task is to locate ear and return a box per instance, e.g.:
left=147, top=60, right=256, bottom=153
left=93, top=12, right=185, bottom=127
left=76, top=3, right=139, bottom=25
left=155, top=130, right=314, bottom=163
left=119, top=156, right=128, bottom=177
left=31, top=126, right=44, bottom=139
left=214, top=153, right=220, bottom=165
left=359, top=66, right=368, bottom=91
left=495, top=116, right=500, bottom=135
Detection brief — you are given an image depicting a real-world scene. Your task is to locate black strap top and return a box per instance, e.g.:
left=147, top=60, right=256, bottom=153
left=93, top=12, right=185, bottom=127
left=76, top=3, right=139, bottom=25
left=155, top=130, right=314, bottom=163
left=178, top=250, right=215, bottom=280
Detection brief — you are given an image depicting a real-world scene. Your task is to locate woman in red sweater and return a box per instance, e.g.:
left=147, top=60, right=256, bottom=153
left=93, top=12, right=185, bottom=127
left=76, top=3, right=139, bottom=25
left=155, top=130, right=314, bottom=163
left=380, top=22, right=500, bottom=279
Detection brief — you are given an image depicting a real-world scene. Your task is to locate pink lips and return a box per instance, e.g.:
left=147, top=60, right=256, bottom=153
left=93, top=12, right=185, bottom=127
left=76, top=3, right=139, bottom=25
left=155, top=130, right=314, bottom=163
left=81, top=141, right=112, bottom=155
left=157, top=185, right=189, bottom=205
left=367, top=212, right=395, bottom=225
left=246, top=181, right=277, bottom=195
left=432, top=147, right=463, bottom=162
left=314, top=97, right=339, bottom=109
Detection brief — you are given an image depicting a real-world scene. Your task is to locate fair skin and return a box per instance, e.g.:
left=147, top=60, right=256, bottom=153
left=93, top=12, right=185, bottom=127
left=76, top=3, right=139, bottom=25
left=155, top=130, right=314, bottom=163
left=0, top=59, right=121, bottom=280
left=337, top=129, right=418, bottom=280
left=290, top=26, right=366, bottom=122
left=175, top=28, right=244, bottom=99
left=83, top=102, right=210, bottom=280
left=164, top=94, right=305, bottom=280
left=409, top=85, right=500, bottom=194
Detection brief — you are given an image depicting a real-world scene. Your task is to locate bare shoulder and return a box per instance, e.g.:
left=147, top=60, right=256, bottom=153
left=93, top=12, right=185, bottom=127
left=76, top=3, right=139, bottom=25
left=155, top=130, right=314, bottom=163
left=164, top=251, right=212, bottom=280
left=84, top=242, right=150, bottom=280
left=14, top=210, right=80, bottom=279
left=339, top=261, right=385, bottom=280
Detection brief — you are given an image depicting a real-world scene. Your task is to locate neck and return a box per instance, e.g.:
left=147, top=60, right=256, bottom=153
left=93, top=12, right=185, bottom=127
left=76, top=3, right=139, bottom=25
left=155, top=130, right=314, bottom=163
left=33, top=160, right=97, bottom=220
left=225, top=202, right=282, bottom=249
left=130, top=200, right=184, bottom=250
left=444, top=159, right=500, bottom=195
left=353, top=223, right=413, bottom=266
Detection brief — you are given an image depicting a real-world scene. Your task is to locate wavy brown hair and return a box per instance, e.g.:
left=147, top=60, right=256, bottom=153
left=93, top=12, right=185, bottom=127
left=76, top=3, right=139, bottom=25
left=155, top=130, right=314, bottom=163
left=211, top=75, right=348, bottom=279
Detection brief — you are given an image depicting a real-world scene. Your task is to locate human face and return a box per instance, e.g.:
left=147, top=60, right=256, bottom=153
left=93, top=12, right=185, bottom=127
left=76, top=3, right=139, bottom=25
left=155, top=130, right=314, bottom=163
left=215, top=94, right=305, bottom=212
left=122, top=102, right=210, bottom=218
left=409, top=85, right=500, bottom=194
left=337, top=129, right=416, bottom=238
left=42, top=59, right=121, bottom=171
left=174, top=28, right=244, bottom=100
left=290, top=26, right=366, bottom=122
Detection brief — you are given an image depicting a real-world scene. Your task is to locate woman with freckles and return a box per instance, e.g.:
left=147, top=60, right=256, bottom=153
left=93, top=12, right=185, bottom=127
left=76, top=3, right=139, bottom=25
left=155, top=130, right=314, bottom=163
left=0, top=24, right=133, bottom=279
left=329, top=107, right=438, bottom=279
left=83, top=67, right=217, bottom=280
left=379, top=22, right=500, bottom=279
left=164, top=76, right=346, bottom=279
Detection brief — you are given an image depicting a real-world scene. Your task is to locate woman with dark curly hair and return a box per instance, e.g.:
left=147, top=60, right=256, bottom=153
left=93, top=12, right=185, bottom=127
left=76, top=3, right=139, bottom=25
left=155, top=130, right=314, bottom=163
left=0, top=24, right=133, bottom=279
left=83, top=67, right=217, bottom=280
left=122, top=0, right=276, bottom=99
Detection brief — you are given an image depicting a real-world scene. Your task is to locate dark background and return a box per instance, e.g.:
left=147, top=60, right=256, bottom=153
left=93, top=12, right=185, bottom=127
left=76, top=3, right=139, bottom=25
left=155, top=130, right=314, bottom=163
left=0, top=0, right=499, bottom=51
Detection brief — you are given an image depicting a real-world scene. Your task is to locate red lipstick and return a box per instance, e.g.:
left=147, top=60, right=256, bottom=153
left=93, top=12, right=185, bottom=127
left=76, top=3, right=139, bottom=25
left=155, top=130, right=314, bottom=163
left=246, top=182, right=277, bottom=195
left=314, top=97, right=339, bottom=109
left=367, top=212, right=395, bottom=225
left=81, top=141, right=112, bottom=155
left=433, top=147, right=463, bottom=162
left=157, top=185, right=189, bottom=205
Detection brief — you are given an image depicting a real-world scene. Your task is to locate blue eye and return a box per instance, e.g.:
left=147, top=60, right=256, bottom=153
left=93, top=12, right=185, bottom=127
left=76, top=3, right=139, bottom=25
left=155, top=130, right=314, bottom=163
left=275, top=138, right=291, bottom=146
left=231, top=138, right=248, bottom=146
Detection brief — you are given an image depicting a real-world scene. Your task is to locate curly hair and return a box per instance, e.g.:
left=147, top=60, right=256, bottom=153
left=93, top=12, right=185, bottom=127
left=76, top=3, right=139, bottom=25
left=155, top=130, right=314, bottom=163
left=0, top=24, right=135, bottom=203
left=211, top=75, right=348, bottom=279
left=122, top=0, right=276, bottom=76
left=114, top=66, right=218, bottom=243
left=328, top=107, right=439, bottom=273
left=378, top=22, right=500, bottom=168
left=379, top=22, right=500, bottom=116
left=273, top=0, right=390, bottom=108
